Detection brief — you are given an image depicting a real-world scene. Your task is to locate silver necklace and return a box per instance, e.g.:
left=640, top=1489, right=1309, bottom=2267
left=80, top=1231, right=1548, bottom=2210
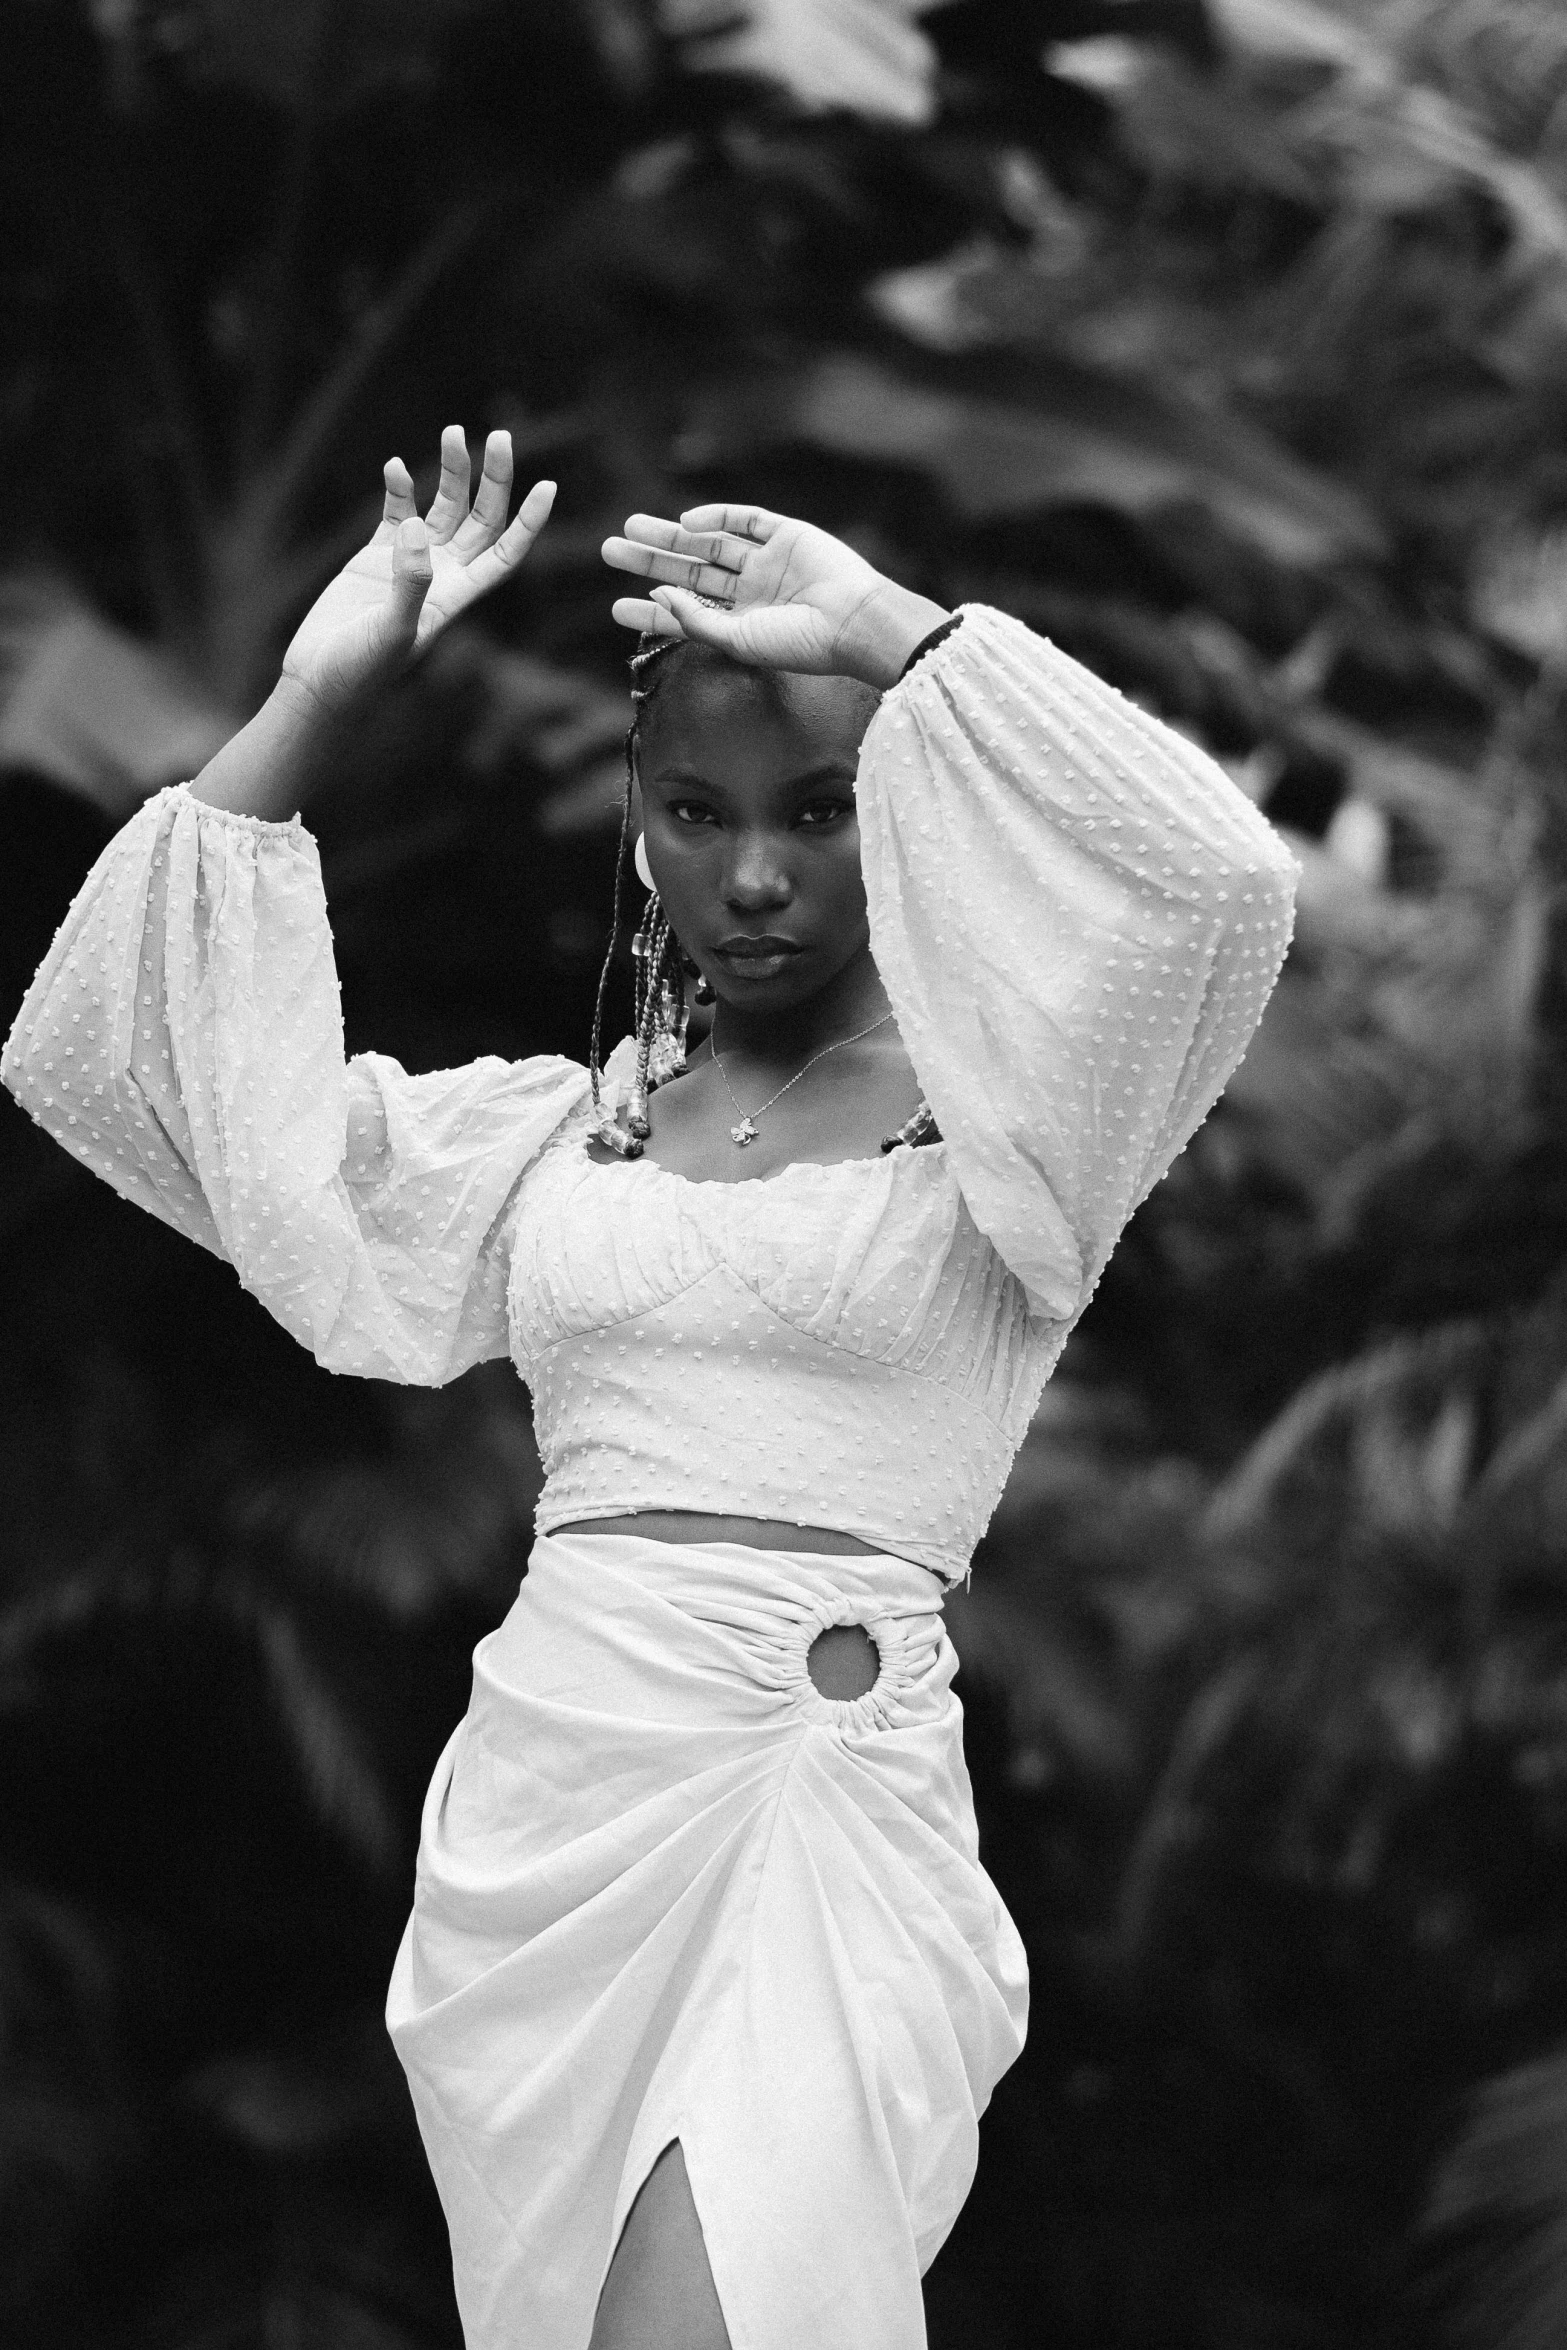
left=710, top=1007, right=894, bottom=1147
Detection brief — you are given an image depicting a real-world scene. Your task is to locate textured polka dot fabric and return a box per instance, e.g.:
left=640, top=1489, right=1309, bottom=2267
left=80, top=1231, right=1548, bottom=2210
left=1, top=605, right=1297, bottom=1584
left=0, top=791, right=589, bottom=1381
left=858, top=606, right=1298, bottom=1328
left=514, top=1110, right=1036, bottom=1582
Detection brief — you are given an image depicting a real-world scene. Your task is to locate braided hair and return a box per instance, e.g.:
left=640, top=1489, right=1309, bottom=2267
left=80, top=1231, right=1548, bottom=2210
left=587, top=634, right=692, bottom=1144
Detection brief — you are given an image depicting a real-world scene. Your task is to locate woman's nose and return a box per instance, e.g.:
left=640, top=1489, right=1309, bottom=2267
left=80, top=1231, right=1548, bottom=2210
left=722, top=838, right=792, bottom=908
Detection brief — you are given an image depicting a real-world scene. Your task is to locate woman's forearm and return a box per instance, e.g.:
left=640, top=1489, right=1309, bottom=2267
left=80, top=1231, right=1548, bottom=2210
left=186, top=676, right=344, bottom=820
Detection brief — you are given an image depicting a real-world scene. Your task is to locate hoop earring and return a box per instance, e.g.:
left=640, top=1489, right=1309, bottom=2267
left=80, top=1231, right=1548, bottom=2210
left=634, top=833, right=654, bottom=891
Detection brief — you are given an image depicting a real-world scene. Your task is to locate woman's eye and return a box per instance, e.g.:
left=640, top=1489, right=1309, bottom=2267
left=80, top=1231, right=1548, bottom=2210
left=668, top=802, right=718, bottom=827
left=797, top=801, right=851, bottom=828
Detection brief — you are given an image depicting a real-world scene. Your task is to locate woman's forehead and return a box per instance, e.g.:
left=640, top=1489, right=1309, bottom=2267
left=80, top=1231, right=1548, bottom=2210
left=642, top=661, right=878, bottom=758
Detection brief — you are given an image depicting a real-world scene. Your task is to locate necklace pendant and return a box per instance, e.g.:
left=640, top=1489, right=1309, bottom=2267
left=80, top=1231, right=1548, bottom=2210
left=730, top=1118, right=759, bottom=1147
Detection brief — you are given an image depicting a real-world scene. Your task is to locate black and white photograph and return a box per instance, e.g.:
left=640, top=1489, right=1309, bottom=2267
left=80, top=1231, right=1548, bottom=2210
left=4, top=4, right=1567, bottom=2346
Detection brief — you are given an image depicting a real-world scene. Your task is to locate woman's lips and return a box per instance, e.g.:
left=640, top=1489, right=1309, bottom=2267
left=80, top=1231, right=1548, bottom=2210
left=710, top=938, right=804, bottom=982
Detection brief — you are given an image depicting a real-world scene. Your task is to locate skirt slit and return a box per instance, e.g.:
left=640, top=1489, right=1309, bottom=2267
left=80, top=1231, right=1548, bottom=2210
left=592, top=2131, right=733, bottom=2344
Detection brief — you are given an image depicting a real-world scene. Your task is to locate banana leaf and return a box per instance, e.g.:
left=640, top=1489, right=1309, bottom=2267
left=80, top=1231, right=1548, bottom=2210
left=680, top=345, right=1385, bottom=564
left=659, top=0, right=941, bottom=123
left=0, top=579, right=234, bottom=816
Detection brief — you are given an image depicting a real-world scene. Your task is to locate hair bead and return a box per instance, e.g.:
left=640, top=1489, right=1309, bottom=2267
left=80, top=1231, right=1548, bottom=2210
left=881, top=1101, right=942, bottom=1153
left=587, top=640, right=693, bottom=1157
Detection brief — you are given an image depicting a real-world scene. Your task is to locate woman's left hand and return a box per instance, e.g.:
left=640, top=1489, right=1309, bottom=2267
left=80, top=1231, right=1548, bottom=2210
left=600, top=503, right=950, bottom=689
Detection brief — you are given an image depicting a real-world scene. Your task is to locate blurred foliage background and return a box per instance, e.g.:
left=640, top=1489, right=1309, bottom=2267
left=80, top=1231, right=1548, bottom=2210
left=5, top=0, right=1567, bottom=2343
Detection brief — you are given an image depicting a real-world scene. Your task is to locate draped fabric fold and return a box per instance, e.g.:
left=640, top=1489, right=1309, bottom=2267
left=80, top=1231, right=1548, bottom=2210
left=386, top=1532, right=1028, bottom=2350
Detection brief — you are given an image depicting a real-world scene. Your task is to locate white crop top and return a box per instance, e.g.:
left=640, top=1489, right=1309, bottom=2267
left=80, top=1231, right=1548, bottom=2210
left=1, top=606, right=1297, bottom=1584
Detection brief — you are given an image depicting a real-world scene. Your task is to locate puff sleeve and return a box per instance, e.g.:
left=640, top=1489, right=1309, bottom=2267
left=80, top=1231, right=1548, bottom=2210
left=856, top=605, right=1298, bottom=1326
left=1, top=784, right=590, bottom=1382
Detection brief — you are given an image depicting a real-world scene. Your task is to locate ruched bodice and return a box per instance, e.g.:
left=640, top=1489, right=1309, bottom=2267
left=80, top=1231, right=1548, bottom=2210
left=2, top=603, right=1299, bottom=1582
left=510, top=1096, right=1040, bottom=1579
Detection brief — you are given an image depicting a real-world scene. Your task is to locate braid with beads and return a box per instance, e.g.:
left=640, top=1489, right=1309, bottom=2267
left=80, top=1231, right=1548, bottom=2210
left=587, top=635, right=690, bottom=1153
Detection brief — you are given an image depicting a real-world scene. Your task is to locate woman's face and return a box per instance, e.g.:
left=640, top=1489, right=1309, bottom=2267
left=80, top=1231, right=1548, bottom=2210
left=636, top=661, right=881, bottom=1014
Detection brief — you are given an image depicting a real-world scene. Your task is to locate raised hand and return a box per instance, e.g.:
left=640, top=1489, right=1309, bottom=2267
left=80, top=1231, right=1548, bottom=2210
left=600, top=504, right=949, bottom=690
left=280, top=425, right=555, bottom=717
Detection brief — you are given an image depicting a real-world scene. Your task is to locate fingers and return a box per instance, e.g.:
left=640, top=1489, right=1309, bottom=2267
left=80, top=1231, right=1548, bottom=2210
left=625, top=514, right=753, bottom=579
left=645, top=584, right=748, bottom=653
left=423, top=423, right=472, bottom=543
left=386, top=516, right=435, bottom=644
left=378, top=456, right=417, bottom=536
left=601, top=518, right=746, bottom=605
left=676, top=503, right=779, bottom=543
left=619, top=514, right=748, bottom=573
left=610, top=594, right=685, bottom=638
left=468, top=478, right=557, bottom=590
left=451, top=428, right=514, bottom=556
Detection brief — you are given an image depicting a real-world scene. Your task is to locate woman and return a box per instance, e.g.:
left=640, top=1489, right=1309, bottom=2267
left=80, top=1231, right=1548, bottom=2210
left=2, top=427, right=1297, bottom=2350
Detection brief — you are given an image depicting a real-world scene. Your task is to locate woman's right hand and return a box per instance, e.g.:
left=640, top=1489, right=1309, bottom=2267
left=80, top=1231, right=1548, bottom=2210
left=279, top=425, right=555, bottom=719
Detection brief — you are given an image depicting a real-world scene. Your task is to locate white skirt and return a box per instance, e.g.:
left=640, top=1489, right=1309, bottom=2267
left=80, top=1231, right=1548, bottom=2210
left=385, top=1530, right=1029, bottom=2350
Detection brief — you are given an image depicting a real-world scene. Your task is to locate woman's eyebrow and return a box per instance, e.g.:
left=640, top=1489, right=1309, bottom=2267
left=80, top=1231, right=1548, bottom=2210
left=649, top=764, right=726, bottom=789
left=785, top=762, right=859, bottom=792
left=649, top=761, right=857, bottom=792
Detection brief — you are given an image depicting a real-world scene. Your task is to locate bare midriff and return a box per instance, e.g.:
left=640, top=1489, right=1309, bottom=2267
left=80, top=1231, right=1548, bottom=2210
left=551, top=1511, right=887, bottom=1556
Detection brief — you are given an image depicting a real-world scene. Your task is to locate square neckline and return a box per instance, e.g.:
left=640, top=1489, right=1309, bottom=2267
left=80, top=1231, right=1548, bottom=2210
left=570, top=1076, right=949, bottom=1193
left=580, top=1133, right=950, bottom=1192
left=584, top=1031, right=945, bottom=1192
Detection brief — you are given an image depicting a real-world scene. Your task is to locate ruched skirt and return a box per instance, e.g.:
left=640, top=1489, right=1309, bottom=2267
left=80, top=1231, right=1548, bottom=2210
left=384, top=1531, right=1029, bottom=2350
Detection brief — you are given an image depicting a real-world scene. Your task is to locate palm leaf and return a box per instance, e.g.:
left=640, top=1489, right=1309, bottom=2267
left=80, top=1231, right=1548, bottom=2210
left=215, top=1585, right=402, bottom=1871
left=944, top=1581, right=1138, bottom=1792
left=0, top=1555, right=402, bottom=1869
left=660, top=0, right=941, bottom=124
left=1425, top=2043, right=1567, bottom=2350
left=686, top=346, right=1384, bottom=564
left=0, top=577, right=233, bottom=815
left=1205, top=1319, right=1489, bottom=1541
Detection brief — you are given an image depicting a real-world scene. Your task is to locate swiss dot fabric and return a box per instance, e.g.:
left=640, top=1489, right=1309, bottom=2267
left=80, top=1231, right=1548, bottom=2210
left=514, top=1103, right=1038, bottom=1581
left=1, top=603, right=1296, bottom=1581
left=859, top=605, right=1298, bottom=1326
left=0, top=792, right=587, bottom=1382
